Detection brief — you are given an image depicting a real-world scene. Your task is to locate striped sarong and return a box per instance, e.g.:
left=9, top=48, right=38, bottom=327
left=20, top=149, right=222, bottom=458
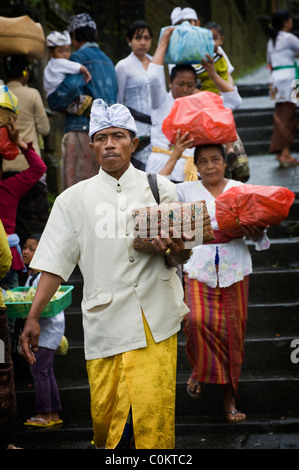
left=184, top=275, right=249, bottom=394
left=61, top=131, right=100, bottom=190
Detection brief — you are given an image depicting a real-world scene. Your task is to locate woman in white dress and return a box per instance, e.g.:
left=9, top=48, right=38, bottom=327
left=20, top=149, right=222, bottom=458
left=176, top=144, right=270, bottom=422
left=267, top=10, right=299, bottom=167
left=115, top=20, right=153, bottom=171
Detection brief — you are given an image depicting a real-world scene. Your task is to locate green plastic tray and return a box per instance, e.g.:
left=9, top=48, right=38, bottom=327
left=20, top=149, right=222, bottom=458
left=5, top=285, right=74, bottom=318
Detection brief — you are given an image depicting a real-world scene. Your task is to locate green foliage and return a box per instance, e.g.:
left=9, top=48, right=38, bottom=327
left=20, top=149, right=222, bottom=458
left=27, top=0, right=75, bottom=14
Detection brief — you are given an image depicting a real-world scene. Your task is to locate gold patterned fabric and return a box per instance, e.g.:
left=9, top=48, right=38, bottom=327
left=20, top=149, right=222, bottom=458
left=86, top=313, right=177, bottom=449
left=152, top=146, right=198, bottom=181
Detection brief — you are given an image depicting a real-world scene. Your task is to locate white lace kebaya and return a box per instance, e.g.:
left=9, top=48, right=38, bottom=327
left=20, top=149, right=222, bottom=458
left=176, top=179, right=270, bottom=288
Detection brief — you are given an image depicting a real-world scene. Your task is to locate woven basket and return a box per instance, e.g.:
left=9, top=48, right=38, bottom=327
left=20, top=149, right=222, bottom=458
left=0, top=15, right=46, bottom=60
left=133, top=200, right=215, bottom=253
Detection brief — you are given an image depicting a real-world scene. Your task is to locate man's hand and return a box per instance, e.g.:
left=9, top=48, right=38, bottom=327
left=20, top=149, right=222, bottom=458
left=151, top=227, right=193, bottom=266
left=20, top=318, right=40, bottom=365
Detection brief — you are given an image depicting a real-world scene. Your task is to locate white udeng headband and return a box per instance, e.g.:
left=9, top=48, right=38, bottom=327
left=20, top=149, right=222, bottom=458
left=89, top=99, right=138, bottom=139
left=46, top=31, right=71, bottom=47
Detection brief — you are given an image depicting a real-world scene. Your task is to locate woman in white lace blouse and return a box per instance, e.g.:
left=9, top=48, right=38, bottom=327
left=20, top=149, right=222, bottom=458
left=115, top=20, right=153, bottom=171
left=176, top=143, right=270, bottom=422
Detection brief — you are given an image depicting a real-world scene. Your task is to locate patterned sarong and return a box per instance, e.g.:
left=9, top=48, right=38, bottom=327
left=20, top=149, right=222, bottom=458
left=269, top=101, right=297, bottom=154
left=86, top=313, right=177, bottom=449
left=61, top=131, right=100, bottom=190
left=184, top=275, right=249, bottom=394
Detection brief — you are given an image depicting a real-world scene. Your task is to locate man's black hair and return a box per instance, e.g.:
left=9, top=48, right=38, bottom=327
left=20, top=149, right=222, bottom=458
left=71, top=26, right=97, bottom=43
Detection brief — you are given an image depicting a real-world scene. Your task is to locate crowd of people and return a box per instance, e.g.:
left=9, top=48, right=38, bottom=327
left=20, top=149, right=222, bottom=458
left=0, top=6, right=296, bottom=450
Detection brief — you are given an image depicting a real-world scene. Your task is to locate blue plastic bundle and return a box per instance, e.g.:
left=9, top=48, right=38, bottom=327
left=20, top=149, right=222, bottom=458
left=160, top=21, right=215, bottom=65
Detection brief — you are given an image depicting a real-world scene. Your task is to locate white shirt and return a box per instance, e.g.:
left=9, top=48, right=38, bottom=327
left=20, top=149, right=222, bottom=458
left=43, top=57, right=82, bottom=97
left=267, top=31, right=299, bottom=102
left=30, top=165, right=189, bottom=360
left=25, top=272, right=65, bottom=350
left=176, top=179, right=270, bottom=288
left=115, top=52, right=152, bottom=136
left=115, top=52, right=153, bottom=165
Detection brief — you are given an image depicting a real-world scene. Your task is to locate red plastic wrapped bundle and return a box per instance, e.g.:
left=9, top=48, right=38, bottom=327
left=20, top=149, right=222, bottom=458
left=162, top=91, right=237, bottom=146
left=215, top=184, right=295, bottom=237
left=0, top=126, right=19, bottom=160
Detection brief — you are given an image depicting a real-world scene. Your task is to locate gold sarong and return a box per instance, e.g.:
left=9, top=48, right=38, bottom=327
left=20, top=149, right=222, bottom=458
left=86, top=313, right=177, bottom=449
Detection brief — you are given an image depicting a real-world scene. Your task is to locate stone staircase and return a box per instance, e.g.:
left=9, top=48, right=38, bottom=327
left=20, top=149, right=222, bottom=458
left=12, top=80, right=299, bottom=449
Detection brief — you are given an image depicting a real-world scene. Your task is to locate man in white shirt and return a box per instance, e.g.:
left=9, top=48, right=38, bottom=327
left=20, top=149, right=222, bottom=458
left=20, top=99, right=191, bottom=449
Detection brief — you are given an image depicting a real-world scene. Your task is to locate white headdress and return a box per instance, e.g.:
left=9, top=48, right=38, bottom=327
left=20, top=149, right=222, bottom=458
left=46, top=31, right=71, bottom=47
left=181, top=8, right=198, bottom=22
left=89, top=99, right=137, bottom=139
left=171, top=7, right=183, bottom=25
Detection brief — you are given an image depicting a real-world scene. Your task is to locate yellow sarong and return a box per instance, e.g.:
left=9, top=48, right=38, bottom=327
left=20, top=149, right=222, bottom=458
left=86, top=314, right=177, bottom=449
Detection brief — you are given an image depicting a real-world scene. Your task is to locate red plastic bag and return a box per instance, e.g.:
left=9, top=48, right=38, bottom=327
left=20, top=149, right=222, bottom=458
left=215, top=184, right=295, bottom=237
left=0, top=126, right=19, bottom=160
left=162, top=91, right=237, bottom=146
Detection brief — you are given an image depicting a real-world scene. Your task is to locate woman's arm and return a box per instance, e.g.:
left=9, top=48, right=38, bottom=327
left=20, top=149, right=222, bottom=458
left=6, top=118, right=47, bottom=198
left=115, top=60, right=127, bottom=104
left=147, top=27, right=175, bottom=110
left=159, top=130, right=194, bottom=176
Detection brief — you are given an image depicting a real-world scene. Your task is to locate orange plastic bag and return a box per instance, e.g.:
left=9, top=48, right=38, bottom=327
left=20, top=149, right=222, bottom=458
left=0, top=126, right=19, bottom=160
left=215, top=184, right=295, bottom=237
left=162, top=91, right=237, bottom=146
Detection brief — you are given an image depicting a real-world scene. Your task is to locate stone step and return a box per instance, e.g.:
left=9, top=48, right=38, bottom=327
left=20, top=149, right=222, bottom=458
left=233, top=109, right=274, bottom=128
left=248, top=237, right=299, bottom=268
left=266, top=220, right=299, bottom=239
left=246, top=302, right=299, bottom=338
left=66, top=266, right=299, bottom=312
left=243, top=141, right=299, bottom=156
left=177, top=335, right=299, bottom=376
left=248, top=269, right=299, bottom=303
left=237, top=125, right=274, bottom=143
left=13, top=412, right=299, bottom=449
left=59, top=299, right=299, bottom=346
left=14, top=372, right=299, bottom=427
left=237, top=84, right=269, bottom=98
left=175, top=374, right=299, bottom=416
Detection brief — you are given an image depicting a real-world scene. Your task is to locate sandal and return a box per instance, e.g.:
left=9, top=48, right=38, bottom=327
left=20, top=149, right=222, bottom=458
left=186, top=378, right=203, bottom=399
left=225, top=410, right=246, bottom=423
left=24, top=417, right=55, bottom=427
left=278, top=158, right=299, bottom=168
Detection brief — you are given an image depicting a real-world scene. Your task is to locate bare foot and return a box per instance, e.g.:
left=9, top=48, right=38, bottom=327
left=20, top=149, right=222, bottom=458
left=51, top=412, right=63, bottom=424
left=186, top=377, right=203, bottom=398
left=223, top=384, right=246, bottom=422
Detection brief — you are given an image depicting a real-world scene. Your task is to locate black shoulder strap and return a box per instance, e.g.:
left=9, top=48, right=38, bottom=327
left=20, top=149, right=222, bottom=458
left=146, top=172, right=160, bottom=205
